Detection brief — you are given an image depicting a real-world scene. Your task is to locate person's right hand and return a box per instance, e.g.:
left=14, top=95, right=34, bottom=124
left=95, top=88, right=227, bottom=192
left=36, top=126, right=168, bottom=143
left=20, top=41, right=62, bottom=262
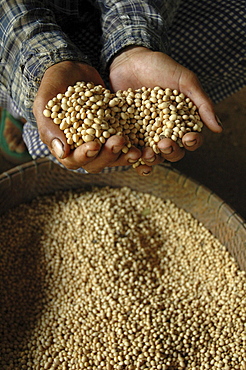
left=33, top=61, right=142, bottom=173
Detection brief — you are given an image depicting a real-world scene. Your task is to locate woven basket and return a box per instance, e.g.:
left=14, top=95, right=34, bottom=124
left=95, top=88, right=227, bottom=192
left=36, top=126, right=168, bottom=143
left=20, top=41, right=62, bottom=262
left=0, top=158, right=245, bottom=271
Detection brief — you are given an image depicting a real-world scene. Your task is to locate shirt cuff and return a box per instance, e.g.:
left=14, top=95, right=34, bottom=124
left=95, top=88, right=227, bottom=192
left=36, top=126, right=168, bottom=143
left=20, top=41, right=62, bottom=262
left=101, top=26, right=169, bottom=70
left=100, top=13, right=169, bottom=71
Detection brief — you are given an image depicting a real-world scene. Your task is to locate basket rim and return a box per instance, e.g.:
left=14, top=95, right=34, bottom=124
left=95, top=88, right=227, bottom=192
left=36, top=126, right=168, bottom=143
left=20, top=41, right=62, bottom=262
left=0, top=157, right=245, bottom=225
left=1, top=158, right=246, bottom=271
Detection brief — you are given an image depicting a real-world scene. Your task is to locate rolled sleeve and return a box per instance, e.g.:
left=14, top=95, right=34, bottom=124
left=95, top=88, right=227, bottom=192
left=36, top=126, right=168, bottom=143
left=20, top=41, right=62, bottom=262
left=91, top=0, right=179, bottom=69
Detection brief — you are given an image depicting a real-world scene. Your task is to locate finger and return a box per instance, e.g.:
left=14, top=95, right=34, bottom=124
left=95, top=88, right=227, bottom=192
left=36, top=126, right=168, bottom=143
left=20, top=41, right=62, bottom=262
left=81, top=136, right=127, bottom=173
left=182, top=132, right=203, bottom=152
left=197, top=100, right=222, bottom=133
left=158, top=138, right=185, bottom=162
left=123, top=146, right=142, bottom=166
left=179, top=72, right=222, bottom=133
left=141, top=147, right=156, bottom=164
left=135, top=164, right=153, bottom=177
left=56, top=141, right=101, bottom=170
left=141, top=147, right=163, bottom=166
left=37, top=117, right=71, bottom=159
left=88, top=136, right=142, bottom=172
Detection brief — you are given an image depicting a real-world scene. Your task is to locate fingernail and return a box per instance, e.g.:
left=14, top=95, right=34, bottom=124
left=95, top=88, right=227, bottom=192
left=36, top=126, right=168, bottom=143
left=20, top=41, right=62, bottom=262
left=215, top=115, right=223, bottom=128
left=128, top=158, right=138, bottom=164
left=161, top=146, right=173, bottom=155
left=112, top=145, right=122, bottom=154
left=87, top=150, right=99, bottom=158
left=142, top=170, right=151, bottom=176
left=145, top=156, right=155, bottom=163
left=185, top=139, right=197, bottom=147
left=51, top=138, right=64, bottom=159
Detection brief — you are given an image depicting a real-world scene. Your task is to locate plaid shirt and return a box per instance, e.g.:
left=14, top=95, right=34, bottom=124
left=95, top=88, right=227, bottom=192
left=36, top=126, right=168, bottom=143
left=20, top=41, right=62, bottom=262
left=0, top=0, right=180, bottom=172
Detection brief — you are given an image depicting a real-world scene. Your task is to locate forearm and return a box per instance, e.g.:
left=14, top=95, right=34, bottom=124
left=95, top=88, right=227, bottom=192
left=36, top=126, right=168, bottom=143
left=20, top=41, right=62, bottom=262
left=0, top=0, right=89, bottom=125
left=90, top=0, right=181, bottom=68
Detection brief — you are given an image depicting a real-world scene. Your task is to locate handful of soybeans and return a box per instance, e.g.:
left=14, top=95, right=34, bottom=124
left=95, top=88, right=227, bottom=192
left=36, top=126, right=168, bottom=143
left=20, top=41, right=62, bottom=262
left=43, top=81, right=203, bottom=166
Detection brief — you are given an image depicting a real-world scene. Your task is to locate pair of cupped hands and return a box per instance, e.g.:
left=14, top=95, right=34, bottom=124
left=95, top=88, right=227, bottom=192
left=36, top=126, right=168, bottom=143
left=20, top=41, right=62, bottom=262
left=33, top=46, right=222, bottom=176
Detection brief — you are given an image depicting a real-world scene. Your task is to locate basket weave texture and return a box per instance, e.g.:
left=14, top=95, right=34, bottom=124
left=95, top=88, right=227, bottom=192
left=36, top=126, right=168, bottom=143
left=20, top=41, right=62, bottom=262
left=0, top=158, right=245, bottom=271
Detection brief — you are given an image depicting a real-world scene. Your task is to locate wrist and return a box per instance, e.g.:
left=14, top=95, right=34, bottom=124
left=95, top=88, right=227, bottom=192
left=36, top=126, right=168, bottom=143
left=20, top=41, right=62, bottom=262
left=110, top=46, right=150, bottom=72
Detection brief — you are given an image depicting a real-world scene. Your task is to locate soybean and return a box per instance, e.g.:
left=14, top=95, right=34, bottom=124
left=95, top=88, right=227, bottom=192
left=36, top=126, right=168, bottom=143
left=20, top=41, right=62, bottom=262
left=43, top=82, right=204, bottom=165
left=0, top=187, right=245, bottom=369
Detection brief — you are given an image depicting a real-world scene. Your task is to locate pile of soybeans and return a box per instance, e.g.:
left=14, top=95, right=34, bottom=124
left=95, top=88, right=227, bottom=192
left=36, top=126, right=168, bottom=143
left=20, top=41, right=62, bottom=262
left=43, top=82, right=203, bottom=166
left=0, top=186, right=245, bottom=370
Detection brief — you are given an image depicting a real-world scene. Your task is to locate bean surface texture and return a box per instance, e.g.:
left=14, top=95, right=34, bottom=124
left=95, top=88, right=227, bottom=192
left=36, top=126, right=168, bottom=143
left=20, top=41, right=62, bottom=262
left=0, top=187, right=245, bottom=369
left=43, top=82, right=204, bottom=166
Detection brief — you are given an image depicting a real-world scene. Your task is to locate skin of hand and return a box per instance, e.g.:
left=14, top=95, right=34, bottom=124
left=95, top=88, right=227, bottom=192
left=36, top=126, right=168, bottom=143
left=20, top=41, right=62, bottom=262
left=109, top=46, right=223, bottom=176
left=33, top=61, right=142, bottom=173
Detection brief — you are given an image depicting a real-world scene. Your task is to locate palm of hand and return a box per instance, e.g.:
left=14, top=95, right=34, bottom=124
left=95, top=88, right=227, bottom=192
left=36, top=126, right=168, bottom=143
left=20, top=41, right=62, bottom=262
left=109, top=47, right=189, bottom=93
left=109, top=47, right=220, bottom=134
left=108, top=47, right=222, bottom=174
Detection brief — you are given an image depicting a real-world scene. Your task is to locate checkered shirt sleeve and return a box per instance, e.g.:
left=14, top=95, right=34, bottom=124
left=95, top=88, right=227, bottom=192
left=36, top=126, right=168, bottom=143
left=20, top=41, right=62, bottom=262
left=0, top=0, right=91, bottom=126
left=0, top=0, right=179, bottom=173
left=0, top=0, right=175, bottom=123
left=91, top=0, right=174, bottom=69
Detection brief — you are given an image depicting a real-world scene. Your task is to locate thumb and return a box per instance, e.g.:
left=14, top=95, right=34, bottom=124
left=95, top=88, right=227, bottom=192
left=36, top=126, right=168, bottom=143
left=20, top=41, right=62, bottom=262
left=36, top=111, right=71, bottom=160
left=179, top=71, right=222, bottom=133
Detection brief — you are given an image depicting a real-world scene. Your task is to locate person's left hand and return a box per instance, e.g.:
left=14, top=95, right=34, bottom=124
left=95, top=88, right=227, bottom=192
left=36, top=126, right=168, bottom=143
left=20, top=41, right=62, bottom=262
left=109, top=46, right=222, bottom=176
